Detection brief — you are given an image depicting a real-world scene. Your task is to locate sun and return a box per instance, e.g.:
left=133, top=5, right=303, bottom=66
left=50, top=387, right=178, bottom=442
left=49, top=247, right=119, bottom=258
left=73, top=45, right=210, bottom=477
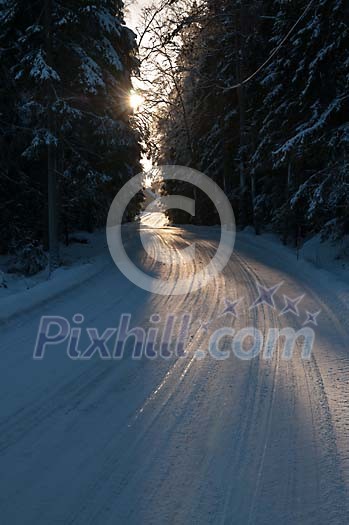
left=129, top=91, right=144, bottom=111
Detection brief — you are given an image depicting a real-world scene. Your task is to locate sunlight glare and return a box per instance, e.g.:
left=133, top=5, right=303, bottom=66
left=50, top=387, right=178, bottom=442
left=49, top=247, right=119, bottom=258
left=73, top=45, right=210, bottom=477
left=141, top=156, right=153, bottom=174
left=129, top=91, right=144, bottom=111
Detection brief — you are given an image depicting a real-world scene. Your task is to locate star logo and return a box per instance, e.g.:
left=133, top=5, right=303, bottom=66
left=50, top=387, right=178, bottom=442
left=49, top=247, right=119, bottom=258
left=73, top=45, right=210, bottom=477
left=200, top=321, right=211, bottom=333
left=250, top=282, right=284, bottom=310
left=279, top=294, right=305, bottom=316
left=303, top=310, right=321, bottom=326
left=221, top=298, right=243, bottom=318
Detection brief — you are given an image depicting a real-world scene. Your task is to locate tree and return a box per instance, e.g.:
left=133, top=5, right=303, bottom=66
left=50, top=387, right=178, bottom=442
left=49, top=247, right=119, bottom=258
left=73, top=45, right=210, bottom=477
left=139, top=0, right=349, bottom=243
left=250, top=0, right=349, bottom=241
left=0, top=0, right=141, bottom=264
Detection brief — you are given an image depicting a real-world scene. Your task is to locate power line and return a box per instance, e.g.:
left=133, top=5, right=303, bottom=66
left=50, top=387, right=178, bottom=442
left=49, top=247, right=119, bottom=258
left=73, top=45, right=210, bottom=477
left=224, top=0, right=316, bottom=92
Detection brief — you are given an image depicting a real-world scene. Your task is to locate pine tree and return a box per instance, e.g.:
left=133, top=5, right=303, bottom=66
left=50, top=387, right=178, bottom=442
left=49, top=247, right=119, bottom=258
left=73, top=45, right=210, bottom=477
left=250, top=0, right=349, bottom=241
left=0, top=0, right=140, bottom=256
left=145, top=0, right=348, bottom=242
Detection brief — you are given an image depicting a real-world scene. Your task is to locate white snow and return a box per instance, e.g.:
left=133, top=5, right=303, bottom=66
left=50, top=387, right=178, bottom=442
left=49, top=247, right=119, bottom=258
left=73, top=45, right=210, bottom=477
left=274, top=97, right=344, bottom=159
left=300, top=233, right=349, bottom=279
left=0, top=219, right=349, bottom=523
left=0, top=230, right=108, bottom=319
left=75, top=47, right=105, bottom=94
left=28, top=50, right=61, bottom=82
left=98, top=37, right=123, bottom=71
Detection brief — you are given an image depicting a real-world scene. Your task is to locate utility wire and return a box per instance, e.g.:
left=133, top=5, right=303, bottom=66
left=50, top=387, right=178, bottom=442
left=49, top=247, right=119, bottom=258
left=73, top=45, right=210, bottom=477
left=224, top=0, right=316, bottom=91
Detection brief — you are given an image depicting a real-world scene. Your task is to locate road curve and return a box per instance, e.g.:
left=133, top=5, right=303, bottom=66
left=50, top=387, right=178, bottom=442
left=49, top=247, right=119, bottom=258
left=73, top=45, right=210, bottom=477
left=0, top=224, right=348, bottom=524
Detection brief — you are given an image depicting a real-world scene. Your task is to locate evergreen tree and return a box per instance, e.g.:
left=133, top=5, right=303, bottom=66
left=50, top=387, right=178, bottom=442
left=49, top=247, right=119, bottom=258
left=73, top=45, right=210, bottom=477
left=144, top=0, right=349, bottom=242
left=0, top=0, right=140, bottom=255
left=251, top=0, right=349, bottom=241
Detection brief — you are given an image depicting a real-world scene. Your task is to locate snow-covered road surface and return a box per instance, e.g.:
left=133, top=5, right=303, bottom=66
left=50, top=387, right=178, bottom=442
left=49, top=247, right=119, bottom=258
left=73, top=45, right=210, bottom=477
left=1, top=223, right=349, bottom=524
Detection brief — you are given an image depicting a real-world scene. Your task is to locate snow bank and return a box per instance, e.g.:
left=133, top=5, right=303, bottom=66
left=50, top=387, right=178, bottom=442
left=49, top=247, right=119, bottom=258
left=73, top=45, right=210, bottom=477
left=300, top=234, right=349, bottom=274
left=240, top=227, right=349, bottom=287
left=0, top=255, right=110, bottom=326
left=0, top=225, right=142, bottom=325
left=0, top=231, right=109, bottom=325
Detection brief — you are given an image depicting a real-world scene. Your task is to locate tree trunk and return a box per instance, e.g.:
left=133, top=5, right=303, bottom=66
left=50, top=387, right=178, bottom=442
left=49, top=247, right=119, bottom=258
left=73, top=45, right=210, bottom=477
left=236, top=6, right=248, bottom=227
left=45, top=0, right=59, bottom=273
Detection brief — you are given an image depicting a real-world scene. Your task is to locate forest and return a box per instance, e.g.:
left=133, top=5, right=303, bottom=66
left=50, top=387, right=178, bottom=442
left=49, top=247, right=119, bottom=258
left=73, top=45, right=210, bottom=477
left=1, top=3, right=349, bottom=523
left=0, top=0, right=141, bottom=272
left=1, top=0, right=348, bottom=274
left=139, top=0, right=349, bottom=245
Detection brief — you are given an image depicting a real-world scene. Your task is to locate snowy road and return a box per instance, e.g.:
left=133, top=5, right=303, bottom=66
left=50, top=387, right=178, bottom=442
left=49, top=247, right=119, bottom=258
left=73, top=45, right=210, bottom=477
left=1, top=223, right=349, bottom=524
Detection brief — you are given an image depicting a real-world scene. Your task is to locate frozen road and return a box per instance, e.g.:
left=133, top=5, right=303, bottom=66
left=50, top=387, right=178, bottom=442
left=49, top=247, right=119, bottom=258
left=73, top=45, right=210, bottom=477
left=0, top=222, right=349, bottom=524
